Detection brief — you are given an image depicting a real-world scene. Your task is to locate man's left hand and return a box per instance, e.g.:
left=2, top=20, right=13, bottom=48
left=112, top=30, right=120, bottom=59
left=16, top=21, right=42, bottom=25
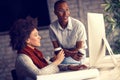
left=71, top=52, right=83, bottom=61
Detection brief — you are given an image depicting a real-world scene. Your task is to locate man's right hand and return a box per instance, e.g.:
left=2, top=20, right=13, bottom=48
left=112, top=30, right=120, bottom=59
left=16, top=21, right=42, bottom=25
left=63, top=49, right=84, bottom=61
left=63, top=49, right=78, bottom=57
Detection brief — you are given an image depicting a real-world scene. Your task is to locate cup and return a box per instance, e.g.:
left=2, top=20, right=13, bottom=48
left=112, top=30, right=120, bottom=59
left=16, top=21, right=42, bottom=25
left=54, top=47, right=62, bottom=55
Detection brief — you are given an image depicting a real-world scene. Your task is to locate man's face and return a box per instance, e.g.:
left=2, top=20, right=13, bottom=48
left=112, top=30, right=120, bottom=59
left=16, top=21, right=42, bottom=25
left=54, top=2, right=70, bottom=24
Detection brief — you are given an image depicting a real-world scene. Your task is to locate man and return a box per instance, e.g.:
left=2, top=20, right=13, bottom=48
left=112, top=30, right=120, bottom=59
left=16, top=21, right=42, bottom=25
left=49, top=0, right=87, bottom=70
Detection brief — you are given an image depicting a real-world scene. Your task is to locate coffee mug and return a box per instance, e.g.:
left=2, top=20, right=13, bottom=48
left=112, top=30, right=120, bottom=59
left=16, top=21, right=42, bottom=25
left=54, top=47, right=62, bottom=55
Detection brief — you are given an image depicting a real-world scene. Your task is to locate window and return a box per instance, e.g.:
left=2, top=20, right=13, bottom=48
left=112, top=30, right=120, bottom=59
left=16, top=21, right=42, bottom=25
left=0, top=0, right=50, bottom=32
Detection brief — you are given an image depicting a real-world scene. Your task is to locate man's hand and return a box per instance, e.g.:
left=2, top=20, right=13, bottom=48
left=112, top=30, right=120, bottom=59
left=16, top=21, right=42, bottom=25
left=68, top=64, right=88, bottom=71
left=63, top=49, right=78, bottom=57
left=71, top=52, right=84, bottom=61
left=63, top=49, right=84, bottom=61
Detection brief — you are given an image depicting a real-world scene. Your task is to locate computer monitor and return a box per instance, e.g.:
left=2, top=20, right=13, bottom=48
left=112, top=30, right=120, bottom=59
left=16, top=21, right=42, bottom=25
left=87, top=12, right=106, bottom=68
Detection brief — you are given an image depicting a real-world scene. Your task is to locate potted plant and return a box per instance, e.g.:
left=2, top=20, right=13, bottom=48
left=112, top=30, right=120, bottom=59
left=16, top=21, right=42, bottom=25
left=102, top=0, right=120, bottom=54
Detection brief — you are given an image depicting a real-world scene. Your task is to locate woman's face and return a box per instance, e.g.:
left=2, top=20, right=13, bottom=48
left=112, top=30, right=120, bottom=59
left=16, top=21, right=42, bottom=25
left=26, top=28, right=41, bottom=49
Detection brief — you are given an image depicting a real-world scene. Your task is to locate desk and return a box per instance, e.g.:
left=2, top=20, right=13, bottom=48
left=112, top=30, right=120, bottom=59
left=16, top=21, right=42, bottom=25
left=37, top=69, right=99, bottom=80
left=37, top=54, right=120, bottom=80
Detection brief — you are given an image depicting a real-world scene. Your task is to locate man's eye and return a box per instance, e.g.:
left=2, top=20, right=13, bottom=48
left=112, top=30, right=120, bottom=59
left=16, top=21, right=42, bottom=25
left=57, top=10, right=64, bottom=12
left=57, top=9, right=69, bottom=13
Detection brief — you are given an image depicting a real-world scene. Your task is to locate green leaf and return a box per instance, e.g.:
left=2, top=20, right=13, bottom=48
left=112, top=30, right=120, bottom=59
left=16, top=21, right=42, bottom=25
left=105, top=4, right=111, bottom=11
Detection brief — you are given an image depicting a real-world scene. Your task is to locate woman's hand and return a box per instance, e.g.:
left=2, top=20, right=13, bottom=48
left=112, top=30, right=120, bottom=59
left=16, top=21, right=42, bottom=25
left=53, top=49, right=65, bottom=65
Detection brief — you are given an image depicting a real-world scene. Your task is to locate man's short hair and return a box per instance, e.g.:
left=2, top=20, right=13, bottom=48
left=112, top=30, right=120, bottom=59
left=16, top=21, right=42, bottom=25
left=54, top=0, right=67, bottom=10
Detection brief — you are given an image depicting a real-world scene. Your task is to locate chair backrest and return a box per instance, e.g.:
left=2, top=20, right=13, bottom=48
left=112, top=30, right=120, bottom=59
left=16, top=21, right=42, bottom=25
left=87, top=12, right=106, bottom=67
left=11, top=69, right=17, bottom=80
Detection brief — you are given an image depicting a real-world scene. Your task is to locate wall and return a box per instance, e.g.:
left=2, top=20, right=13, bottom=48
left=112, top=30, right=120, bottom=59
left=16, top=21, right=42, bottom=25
left=48, top=0, right=104, bottom=27
left=0, top=0, right=104, bottom=80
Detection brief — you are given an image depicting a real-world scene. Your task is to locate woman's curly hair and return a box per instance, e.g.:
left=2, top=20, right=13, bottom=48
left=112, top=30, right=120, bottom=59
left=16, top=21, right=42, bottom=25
left=9, top=16, right=38, bottom=51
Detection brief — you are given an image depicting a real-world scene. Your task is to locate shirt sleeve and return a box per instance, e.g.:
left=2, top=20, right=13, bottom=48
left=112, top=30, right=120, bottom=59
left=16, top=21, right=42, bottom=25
left=16, top=54, right=59, bottom=77
left=77, top=22, right=88, bottom=50
left=77, top=22, right=87, bottom=41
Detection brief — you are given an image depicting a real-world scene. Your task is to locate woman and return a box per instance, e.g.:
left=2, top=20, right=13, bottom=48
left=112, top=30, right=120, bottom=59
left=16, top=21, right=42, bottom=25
left=9, top=16, right=65, bottom=80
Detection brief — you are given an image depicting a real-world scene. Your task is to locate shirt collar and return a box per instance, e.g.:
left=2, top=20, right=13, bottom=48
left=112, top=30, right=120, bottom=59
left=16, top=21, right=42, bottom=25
left=67, top=17, right=72, bottom=30
left=57, top=17, right=73, bottom=31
